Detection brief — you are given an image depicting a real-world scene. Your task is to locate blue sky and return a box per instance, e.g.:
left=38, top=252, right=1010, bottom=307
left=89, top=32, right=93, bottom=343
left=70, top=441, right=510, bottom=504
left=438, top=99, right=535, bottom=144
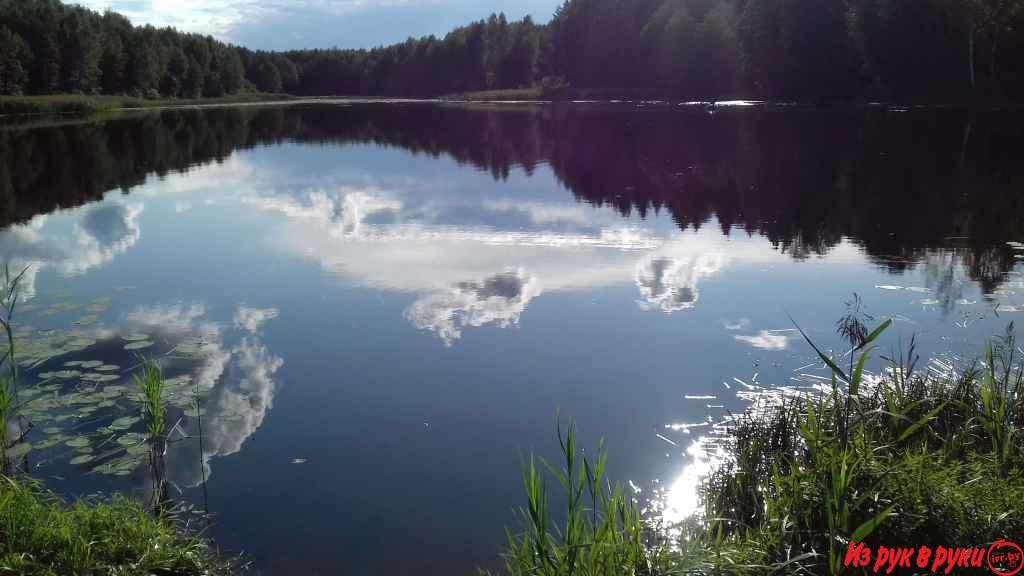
left=75, top=0, right=563, bottom=50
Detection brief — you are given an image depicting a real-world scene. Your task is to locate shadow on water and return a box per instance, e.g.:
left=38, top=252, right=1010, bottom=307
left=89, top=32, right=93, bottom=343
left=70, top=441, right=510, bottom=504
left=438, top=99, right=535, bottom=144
left=1, top=103, right=1023, bottom=296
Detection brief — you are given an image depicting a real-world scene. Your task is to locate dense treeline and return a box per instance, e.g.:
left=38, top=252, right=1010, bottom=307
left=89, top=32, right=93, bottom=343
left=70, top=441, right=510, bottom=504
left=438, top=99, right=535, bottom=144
left=0, top=0, right=249, bottom=98
left=242, top=0, right=1024, bottom=102
left=3, top=103, right=1024, bottom=293
left=2, top=0, right=1024, bottom=102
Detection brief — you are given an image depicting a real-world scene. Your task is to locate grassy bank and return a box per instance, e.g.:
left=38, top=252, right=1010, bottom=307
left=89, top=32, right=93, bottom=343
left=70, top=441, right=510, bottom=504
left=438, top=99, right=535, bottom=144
left=0, top=93, right=296, bottom=117
left=0, top=476, right=230, bottom=575
left=493, top=317, right=1024, bottom=575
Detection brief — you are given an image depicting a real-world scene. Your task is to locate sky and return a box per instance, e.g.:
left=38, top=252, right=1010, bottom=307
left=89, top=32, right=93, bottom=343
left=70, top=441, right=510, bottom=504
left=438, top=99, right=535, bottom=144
left=74, top=0, right=563, bottom=51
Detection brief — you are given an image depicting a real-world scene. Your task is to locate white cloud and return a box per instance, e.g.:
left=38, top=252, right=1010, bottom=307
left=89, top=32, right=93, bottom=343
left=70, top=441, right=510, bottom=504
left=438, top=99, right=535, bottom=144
left=75, top=0, right=447, bottom=41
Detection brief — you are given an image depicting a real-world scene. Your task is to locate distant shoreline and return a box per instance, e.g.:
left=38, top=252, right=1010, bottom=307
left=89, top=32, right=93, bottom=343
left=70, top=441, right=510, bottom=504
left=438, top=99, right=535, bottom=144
left=3, top=92, right=1022, bottom=121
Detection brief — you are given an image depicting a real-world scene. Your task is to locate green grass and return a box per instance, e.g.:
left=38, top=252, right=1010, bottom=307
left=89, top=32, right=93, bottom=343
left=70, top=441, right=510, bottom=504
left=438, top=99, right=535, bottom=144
left=0, top=93, right=296, bottom=117
left=494, top=314, right=1024, bottom=575
left=0, top=475, right=231, bottom=576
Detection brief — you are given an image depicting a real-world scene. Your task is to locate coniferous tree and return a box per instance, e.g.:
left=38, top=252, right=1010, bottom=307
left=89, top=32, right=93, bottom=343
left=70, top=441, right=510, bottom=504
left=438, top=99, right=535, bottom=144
left=0, top=26, right=32, bottom=95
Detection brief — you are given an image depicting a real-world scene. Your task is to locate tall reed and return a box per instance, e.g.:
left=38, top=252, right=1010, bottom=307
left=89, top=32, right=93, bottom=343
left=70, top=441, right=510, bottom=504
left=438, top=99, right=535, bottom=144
left=494, top=419, right=669, bottom=576
left=0, top=264, right=30, bottom=472
left=134, top=358, right=169, bottom=509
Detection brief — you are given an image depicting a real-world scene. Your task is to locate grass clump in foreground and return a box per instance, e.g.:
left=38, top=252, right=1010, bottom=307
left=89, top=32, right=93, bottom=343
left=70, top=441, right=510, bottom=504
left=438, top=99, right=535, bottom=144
left=0, top=475, right=230, bottom=576
left=494, top=314, right=1024, bottom=575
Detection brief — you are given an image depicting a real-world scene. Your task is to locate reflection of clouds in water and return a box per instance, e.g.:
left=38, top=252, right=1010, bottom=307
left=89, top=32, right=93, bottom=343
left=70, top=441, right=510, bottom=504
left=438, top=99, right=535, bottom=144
left=127, top=303, right=232, bottom=398
left=234, top=306, right=280, bottom=334
left=635, top=254, right=725, bottom=313
left=733, top=330, right=794, bottom=351
left=239, top=186, right=657, bottom=249
left=238, top=187, right=401, bottom=239
left=128, top=303, right=209, bottom=333
left=202, top=337, right=283, bottom=459
left=121, top=303, right=283, bottom=488
left=168, top=337, right=283, bottom=488
left=722, top=318, right=751, bottom=331
left=64, top=203, right=143, bottom=275
left=0, top=203, right=142, bottom=298
left=406, top=269, right=542, bottom=346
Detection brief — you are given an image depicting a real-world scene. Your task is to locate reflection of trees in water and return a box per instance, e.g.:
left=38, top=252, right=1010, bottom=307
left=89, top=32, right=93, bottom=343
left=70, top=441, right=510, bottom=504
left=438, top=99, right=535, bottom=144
left=2, top=104, right=1023, bottom=292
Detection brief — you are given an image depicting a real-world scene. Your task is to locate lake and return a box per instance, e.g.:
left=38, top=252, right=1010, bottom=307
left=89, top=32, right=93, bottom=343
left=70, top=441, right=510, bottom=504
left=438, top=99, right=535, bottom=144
left=2, top=101, right=1023, bottom=575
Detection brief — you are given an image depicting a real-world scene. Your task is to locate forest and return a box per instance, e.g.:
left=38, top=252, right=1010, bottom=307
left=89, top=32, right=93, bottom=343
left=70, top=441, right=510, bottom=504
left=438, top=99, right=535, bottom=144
left=1, top=0, right=1023, bottom=102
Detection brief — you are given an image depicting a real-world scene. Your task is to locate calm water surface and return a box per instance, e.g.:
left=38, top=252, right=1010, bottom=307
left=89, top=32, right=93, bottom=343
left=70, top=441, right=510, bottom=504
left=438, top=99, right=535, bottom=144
left=2, top=102, right=1024, bottom=575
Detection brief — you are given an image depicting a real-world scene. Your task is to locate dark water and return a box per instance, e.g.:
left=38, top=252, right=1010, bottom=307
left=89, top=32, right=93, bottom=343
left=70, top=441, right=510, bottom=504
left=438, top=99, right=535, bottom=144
left=2, top=102, right=1024, bottom=575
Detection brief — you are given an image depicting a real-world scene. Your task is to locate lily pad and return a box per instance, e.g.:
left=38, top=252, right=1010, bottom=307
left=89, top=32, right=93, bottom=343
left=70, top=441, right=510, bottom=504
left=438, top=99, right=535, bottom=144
left=66, top=338, right=96, bottom=348
left=96, top=365, right=120, bottom=372
left=126, top=443, right=150, bottom=456
left=69, top=454, right=94, bottom=465
left=116, top=433, right=146, bottom=446
left=34, top=436, right=66, bottom=449
left=63, top=361, right=84, bottom=367
left=123, top=340, right=154, bottom=351
left=43, top=427, right=62, bottom=434
left=110, top=416, right=140, bottom=430
left=65, top=437, right=91, bottom=448
left=80, top=360, right=103, bottom=369
left=122, top=333, right=150, bottom=342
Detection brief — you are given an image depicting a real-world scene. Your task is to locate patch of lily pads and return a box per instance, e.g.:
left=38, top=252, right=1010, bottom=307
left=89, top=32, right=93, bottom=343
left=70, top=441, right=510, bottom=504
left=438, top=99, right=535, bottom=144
left=5, top=308, right=223, bottom=479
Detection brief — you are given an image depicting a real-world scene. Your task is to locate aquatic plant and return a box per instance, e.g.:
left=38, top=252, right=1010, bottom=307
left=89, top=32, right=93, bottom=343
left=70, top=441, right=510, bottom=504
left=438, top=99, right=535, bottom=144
left=492, top=419, right=671, bottom=576
left=133, top=357, right=172, bottom=509
left=0, top=264, right=30, bottom=472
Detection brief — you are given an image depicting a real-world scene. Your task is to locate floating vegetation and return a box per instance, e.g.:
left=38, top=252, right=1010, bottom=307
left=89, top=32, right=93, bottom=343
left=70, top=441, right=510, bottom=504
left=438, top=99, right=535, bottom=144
left=1, top=296, right=226, bottom=481
left=116, top=432, right=146, bottom=447
left=73, top=315, right=99, bottom=326
left=110, top=416, right=140, bottom=431
left=124, top=340, right=154, bottom=351
left=65, top=437, right=91, bottom=449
